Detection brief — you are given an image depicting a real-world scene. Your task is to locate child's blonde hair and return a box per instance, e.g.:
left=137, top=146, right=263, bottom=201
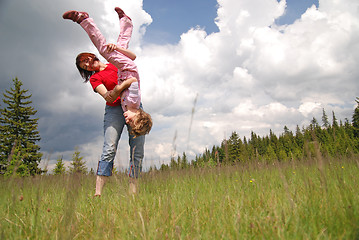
left=130, top=109, right=152, bottom=137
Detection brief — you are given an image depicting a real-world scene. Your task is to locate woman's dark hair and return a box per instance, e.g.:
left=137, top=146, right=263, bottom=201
left=76, top=53, right=99, bottom=82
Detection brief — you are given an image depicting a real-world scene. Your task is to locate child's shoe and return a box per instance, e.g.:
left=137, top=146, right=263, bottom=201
left=115, top=7, right=131, bottom=20
left=63, top=10, right=89, bottom=24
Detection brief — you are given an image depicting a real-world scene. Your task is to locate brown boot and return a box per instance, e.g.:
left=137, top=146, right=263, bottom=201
left=62, top=10, right=89, bottom=24
left=115, top=7, right=131, bottom=20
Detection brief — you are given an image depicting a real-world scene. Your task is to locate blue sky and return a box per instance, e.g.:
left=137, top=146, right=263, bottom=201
left=275, top=0, right=319, bottom=25
left=142, top=0, right=319, bottom=44
left=143, top=0, right=219, bottom=44
left=0, top=0, right=357, bottom=172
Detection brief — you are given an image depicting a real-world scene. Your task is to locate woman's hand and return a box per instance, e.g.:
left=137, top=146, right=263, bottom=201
left=104, top=90, right=115, bottom=103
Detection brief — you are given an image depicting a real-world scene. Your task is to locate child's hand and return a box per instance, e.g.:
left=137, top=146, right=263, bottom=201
left=106, top=43, right=118, bottom=53
left=125, top=77, right=138, bottom=84
left=111, top=85, right=122, bottom=99
left=113, top=85, right=121, bottom=94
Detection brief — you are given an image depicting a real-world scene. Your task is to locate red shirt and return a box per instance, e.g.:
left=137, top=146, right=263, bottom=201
left=90, top=63, right=121, bottom=106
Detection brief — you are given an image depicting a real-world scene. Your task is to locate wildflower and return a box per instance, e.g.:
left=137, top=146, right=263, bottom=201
left=341, top=166, right=344, bottom=169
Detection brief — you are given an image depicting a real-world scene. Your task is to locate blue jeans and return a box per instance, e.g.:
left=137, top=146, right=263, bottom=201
left=96, top=105, right=145, bottom=178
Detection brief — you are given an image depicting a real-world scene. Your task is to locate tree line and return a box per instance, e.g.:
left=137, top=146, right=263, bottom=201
left=158, top=98, right=359, bottom=171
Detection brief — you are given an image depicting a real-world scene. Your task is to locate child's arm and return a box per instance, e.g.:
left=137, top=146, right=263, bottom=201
left=109, top=77, right=138, bottom=100
left=106, top=43, right=136, bottom=60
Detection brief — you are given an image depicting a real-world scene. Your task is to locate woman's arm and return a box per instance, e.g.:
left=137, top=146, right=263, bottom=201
left=95, top=84, right=115, bottom=103
left=106, top=43, right=136, bottom=60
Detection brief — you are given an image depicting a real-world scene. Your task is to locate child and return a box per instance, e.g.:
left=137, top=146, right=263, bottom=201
left=63, top=8, right=152, bottom=137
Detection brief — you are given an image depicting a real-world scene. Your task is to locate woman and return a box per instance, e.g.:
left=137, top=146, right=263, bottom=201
left=63, top=8, right=147, bottom=195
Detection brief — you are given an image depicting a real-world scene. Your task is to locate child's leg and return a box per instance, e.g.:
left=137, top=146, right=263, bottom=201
left=116, top=10, right=133, bottom=49
left=80, top=18, right=136, bottom=72
left=79, top=18, right=112, bottom=61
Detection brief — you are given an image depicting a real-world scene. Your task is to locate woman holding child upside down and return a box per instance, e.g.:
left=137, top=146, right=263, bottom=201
left=63, top=7, right=152, bottom=196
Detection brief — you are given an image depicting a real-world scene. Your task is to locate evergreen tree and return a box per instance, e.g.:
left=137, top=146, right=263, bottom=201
left=181, top=152, right=188, bottom=169
left=160, top=163, right=169, bottom=171
left=322, top=108, right=330, bottom=128
left=227, top=131, right=242, bottom=162
left=68, top=148, right=87, bottom=174
left=352, top=97, right=359, bottom=137
left=170, top=157, right=178, bottom=169
left=221, top=138, right=229, bottom=163
left=328, top=111, right=338, bottom=142
left=176, top=155, right=182, bottom=168
left=279, top=132, right=293, bottom=157
left=344, top=118, right=354, bottom=139
left=283, top=126, right=290, bottom=135
left=53, top=156, right=66, bottom=175
left=310, top=117, right=320, bottom=130
left=277, top=149, right=288, bottom=162
left=264, top=144, right=277, bottom=163
left=332, top=111, right=339, bottom=129
left=0, top=78, right=42, bottom=175
left=268, top=129, right=278, bottom=155
left=295, top=125, right=304, bottom=149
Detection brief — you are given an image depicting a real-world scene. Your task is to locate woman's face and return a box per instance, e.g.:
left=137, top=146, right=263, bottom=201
left=79, top=56, right=99, bottom=71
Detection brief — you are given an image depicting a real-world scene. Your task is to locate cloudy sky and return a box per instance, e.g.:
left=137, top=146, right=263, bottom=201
left=1, top=0, right=358, bottom=172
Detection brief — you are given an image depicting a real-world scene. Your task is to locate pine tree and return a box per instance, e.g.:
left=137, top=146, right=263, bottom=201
left=68, top=148, right=87, bottom=174
left=170, top=156, right=179, bottom=169
left=181, top=152, right=188, bottom=169
left=53, top=156, right=66, bottom=175
left=227, top=131, right=242, bottom=163
left=284, top=126, right=293, bottom=137
left=322, top=108, right=330, bottom=128
left=264, top=144, right=277, bottom=163
left=352, top=97, right=359, bottom=138
left=268, top=129, right=278, bottom=155
left=0, top=78, right=42, bottom=176
left=295, top=125, right=304, bottom=149
left=332, top=111, right=339, bottom=129
left=310, top=117, right=320, bottom=130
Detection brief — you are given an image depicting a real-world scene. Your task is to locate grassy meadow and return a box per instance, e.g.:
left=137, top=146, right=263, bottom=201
left=1, top=156, right=358, bottom=239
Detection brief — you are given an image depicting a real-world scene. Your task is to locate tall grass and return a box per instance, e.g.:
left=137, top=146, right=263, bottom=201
left=1, top=157, right=358, bottom=239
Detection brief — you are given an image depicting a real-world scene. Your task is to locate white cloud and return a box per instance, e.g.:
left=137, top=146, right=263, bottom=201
left=299, top=101, right=322, bottom=117
left=130, top=0, right=359, bottom=163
